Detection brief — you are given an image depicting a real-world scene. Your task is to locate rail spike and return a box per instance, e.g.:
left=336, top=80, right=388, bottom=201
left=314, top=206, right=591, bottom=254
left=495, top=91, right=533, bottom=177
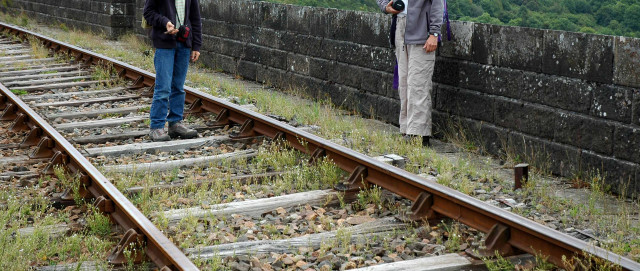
left=108, top=228, right=145, bottom=265
left=466, top=223, right=522, bottom=259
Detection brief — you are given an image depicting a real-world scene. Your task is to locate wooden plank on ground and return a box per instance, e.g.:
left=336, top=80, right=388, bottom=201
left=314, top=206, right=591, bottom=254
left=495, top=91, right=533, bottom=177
left=17, top=80, right=109, bottom=92
left=21, top=87, right=126, bottom=102
left=186, top=217, right=406, bottom=259
left=47, top=105, right=144, bottom=120
left=4, top=75, right=93, bottom=87
left=350, top=254, right=473, bottom=271
left=2, top=70, right=88, bottom=82
left=0, top=64, right=78, bottom=75
left=54, top=116, right=147, bottom=131
left=83, top=135, right=230, bottom=157
left=17, top=224, right=70, bottom=237
left=34, top=94, right=139, bottom=107
left=71, top=129, right=149, bottom=144
left=0, top=54, right=31, bottom=61
left=161, top=189, right=343, bottom=223
left=102, top=149, right=256, bottom=173
left=124, top=171, right=284, bottom=195
left=1, top=57, right=56, bottom=65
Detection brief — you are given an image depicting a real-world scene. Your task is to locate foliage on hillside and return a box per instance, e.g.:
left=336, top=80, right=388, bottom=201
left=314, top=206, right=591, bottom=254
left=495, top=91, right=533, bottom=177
left=262, top=0, right=640, bottom=38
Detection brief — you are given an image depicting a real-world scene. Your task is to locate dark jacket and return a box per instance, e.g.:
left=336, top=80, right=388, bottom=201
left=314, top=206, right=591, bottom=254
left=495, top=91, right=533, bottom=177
left=143, top=0, right=202, bottom=52
left=377, top=0, right=443, bottom=45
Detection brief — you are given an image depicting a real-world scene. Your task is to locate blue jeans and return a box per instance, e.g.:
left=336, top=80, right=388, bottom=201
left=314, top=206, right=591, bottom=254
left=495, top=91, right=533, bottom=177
left=150, top=42, right=190, bottom=130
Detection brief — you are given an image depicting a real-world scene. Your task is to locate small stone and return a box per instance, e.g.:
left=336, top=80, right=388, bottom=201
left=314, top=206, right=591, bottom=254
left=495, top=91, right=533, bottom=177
left=276, top=207, right=287, bottom=215
left=341, top=261, right=357, bottom=270
left=319, top=264, right=331, bottom=271
left=295, top=260, right=307, bottom=268
left=345, top=216, right=376, bottom=225
left=474, top=189, right=487, bottom=194
left=373, top=247, right=385, bottom=256
left=283, top=257, right=294, bottom=265
left=364, top=260, right=377, bottom=266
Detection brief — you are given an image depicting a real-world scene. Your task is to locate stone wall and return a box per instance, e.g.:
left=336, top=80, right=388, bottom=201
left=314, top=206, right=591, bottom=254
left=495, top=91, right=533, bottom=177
left=153, top=0, right=637, bottom=195
left=6, top=0, right=639, bottom=195
left=4, top=0, right=135, bottom=38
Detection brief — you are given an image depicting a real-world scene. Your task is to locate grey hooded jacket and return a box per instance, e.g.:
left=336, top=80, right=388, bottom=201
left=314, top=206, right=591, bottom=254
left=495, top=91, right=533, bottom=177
left=377, top=0, right=444, bottom=45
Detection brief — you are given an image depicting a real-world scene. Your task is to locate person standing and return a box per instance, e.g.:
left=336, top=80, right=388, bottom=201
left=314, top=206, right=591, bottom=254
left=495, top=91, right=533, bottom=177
left=143, top=0, right=202, bottom=141
left=377, top=0, right=443, bottom=146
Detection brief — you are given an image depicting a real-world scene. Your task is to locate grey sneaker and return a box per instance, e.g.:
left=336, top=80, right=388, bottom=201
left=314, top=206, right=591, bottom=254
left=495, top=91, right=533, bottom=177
left=168, top=122, right=198, bottom=139
left=149, top=128, right=171, bottom=142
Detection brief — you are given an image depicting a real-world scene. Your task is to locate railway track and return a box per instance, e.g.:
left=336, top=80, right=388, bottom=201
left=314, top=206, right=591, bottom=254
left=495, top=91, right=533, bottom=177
left=1, top=22, right=639, bottom=271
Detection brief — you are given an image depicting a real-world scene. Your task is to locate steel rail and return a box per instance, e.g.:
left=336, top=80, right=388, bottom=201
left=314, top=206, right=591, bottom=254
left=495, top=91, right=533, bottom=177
left=2, top=22, right=639, bottom=270
left=0, top=34, right=198, bottom=271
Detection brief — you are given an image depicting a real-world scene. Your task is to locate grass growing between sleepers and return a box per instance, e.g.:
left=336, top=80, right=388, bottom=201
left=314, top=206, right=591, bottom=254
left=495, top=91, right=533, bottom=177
left=2, top=10, right=637, bottom=266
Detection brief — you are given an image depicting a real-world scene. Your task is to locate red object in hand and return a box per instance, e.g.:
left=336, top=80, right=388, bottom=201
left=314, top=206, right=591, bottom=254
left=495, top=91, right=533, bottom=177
left=177, top=25, right=191, bottom=42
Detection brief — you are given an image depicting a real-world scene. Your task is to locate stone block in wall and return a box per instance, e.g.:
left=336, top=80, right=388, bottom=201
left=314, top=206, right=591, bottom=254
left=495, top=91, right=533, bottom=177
left=472, top=24, right=543, bottom=72
left=279, top=32, right=323, bottom=57
left=287, top=53, right=310, bottom=75
left=285, top=5, right=313, bottom=36
left=360, top=69, right=394, bottom=98
left=494, top=98, right=557, bottom=140
left=580, top=150, right=639, bottom=196
left=328, top=62, right=362, bottom=89
left=634, top=90, right=640, bottom=126
left=520, top=72, right=593, bottom=114
left=613, top=125, right=640, bottom=164
left=436, top=85, right=494, bottom=122
left=614, top=36, right=640, bottom=88
left=459, top=62, right=523, bottom=99
left=507, top=132, right=581, bottom=177
left=554, top=112, right=614, bottom=155
left=438, top=21, right=473, bottom=60
left=237, top=60, right=258, bottom=81
left=433, top=57, right=460, bottom=88
left=347, top=12, right=389, bottom=48
left=308, top=58, right=331, bottom=81
left=542, top=30, right=614, bottom=84
left=259, top=1, right=287, bottom=30
left=376, top=96, right=400, bottom=125
left=591, top=84, right=633, bottom=123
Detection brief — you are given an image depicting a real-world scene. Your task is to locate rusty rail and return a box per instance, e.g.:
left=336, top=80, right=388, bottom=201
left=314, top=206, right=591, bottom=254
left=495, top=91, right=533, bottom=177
left=0, top=32, right=198, bottom=271
left=2, top=22, right=639, bottom=270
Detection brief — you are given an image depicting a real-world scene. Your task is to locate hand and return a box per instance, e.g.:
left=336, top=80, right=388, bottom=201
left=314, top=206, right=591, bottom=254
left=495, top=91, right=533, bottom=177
left=165, top=21, right=179, bottom=35
left=385, top=1, right=401, bottom=14
left=191, top=51, right=200, bottom=62
left=423, top=35, right=438, bottom=53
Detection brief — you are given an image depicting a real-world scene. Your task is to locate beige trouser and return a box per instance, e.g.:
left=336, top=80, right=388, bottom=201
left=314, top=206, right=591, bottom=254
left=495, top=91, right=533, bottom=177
left=395, top=16, right=435, bottom=136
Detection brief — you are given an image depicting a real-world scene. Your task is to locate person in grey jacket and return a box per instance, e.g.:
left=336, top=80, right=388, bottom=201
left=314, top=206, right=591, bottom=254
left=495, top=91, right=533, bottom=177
left=377, top=0, right=443, bottom=146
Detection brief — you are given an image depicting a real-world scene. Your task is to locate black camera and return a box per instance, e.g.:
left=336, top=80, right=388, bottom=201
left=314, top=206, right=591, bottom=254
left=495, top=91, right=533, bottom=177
left=392, top=0, right=405, bottom=11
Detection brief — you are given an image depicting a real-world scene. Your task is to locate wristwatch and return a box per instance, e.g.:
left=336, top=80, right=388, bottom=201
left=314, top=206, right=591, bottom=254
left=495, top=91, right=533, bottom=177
left=430, top=32, right=440, bottom=38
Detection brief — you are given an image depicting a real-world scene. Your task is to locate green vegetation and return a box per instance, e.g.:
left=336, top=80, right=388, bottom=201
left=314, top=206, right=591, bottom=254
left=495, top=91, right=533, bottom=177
left=265, top=0, right=640, bottom=38
left=10, top=89, right=27, bottom=95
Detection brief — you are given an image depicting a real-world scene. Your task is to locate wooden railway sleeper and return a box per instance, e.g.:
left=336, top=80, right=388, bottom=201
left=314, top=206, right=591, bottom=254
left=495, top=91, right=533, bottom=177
left=108, top=228, right=146, bottom=265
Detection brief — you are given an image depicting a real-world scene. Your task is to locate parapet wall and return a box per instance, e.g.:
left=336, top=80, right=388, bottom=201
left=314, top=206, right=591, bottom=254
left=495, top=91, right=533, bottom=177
left=4, top=0, right=134, bottom=38
left=4, top=0, right=639, bottom=195
left=158, top=0, right=639, bottom=195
